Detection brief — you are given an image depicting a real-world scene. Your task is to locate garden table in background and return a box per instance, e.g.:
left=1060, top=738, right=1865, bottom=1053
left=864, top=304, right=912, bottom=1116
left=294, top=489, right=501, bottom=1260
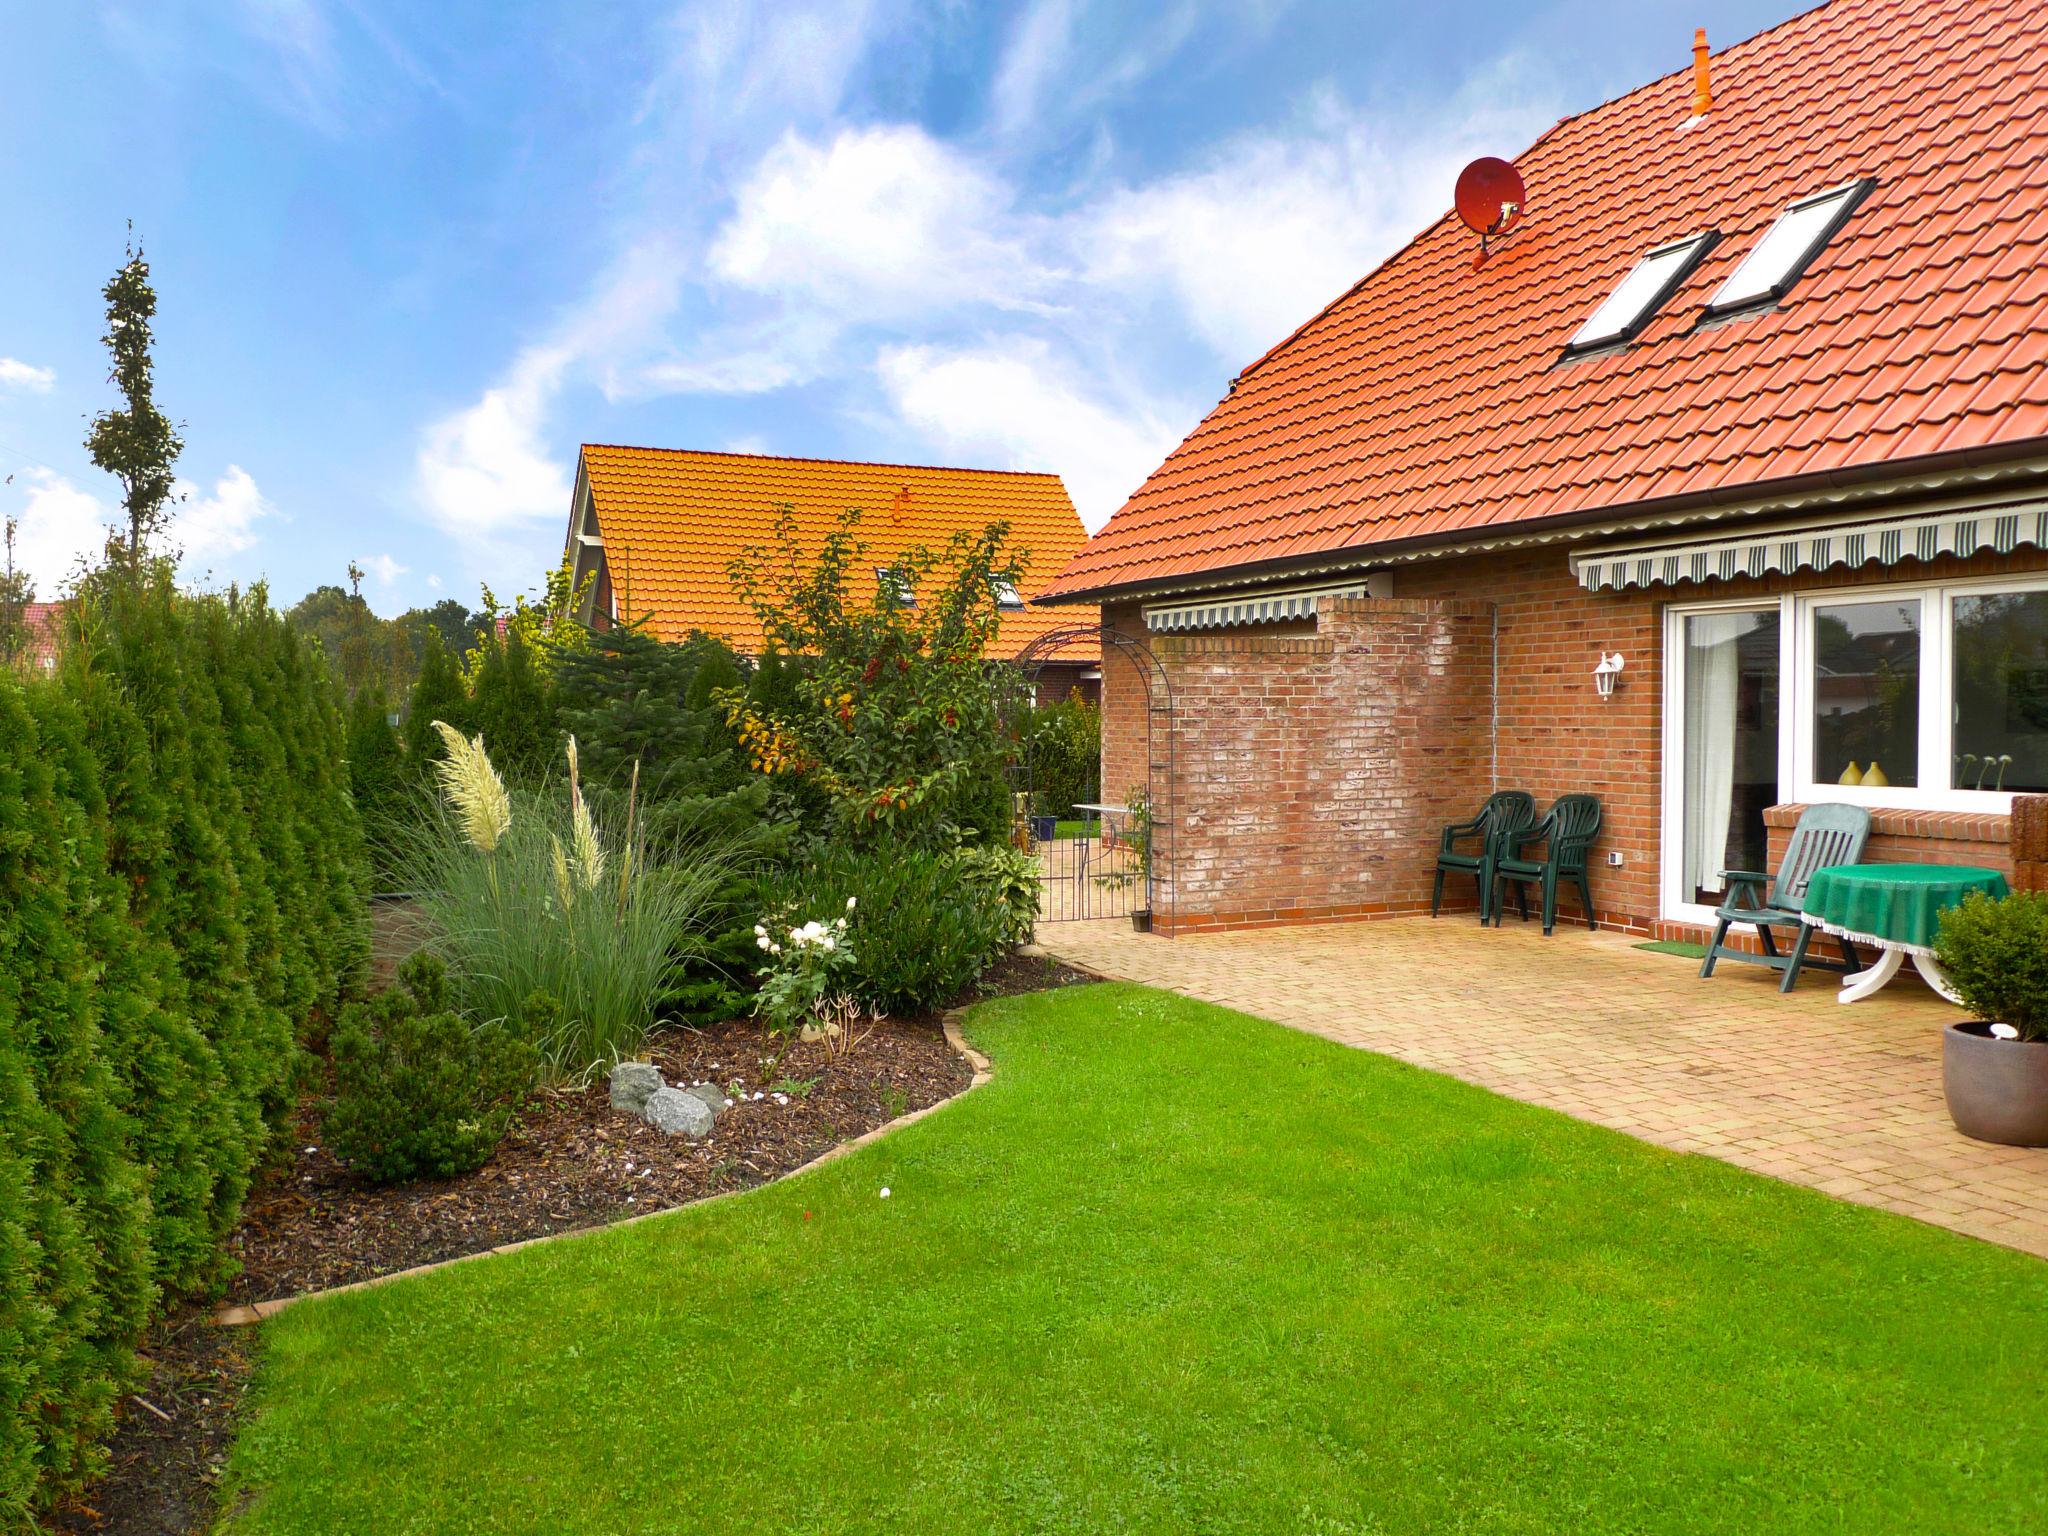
left=1799, top=863, right=2008, bottom=1005
left=1069, top=802, right=1131, bottom=890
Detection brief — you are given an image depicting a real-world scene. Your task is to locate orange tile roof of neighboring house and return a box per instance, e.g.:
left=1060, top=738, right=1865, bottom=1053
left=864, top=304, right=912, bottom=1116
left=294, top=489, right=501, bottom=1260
left=574, top=446, right=1097, bottom=660
left=1046, top=0, right=2048, bottom=601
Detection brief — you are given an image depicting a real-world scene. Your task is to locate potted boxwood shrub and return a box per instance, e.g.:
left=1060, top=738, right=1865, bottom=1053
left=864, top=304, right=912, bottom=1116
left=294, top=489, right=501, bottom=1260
left=1932, top=889, right=2048, bottom=1146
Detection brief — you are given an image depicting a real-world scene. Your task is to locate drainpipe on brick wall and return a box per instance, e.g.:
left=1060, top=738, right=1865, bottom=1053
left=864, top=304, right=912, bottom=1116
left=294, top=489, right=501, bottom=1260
left=1490, top=604, right=1500, bottom=790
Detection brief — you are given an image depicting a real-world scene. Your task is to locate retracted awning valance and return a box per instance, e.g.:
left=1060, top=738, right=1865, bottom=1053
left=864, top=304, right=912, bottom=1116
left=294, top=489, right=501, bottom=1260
left=1143, top=575, right=1388, bottom=632
left=1573, top=502, right=2048, bottom=593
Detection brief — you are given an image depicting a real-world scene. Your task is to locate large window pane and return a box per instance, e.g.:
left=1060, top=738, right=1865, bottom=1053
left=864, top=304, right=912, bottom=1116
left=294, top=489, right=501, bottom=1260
left=1682, top=611, right=1780, bottom=903
left=1813, top=599, right=1919, bottom=787
left=1953, top=591, right=2048, bottom=792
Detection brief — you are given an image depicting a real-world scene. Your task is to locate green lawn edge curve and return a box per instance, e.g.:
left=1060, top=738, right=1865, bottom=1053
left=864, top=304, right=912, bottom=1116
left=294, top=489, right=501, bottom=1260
left=221, top=982, right=2048, bottom=1534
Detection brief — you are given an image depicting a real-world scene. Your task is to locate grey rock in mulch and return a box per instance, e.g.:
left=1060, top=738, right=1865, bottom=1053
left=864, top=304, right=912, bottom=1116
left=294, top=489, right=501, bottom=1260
left=681, top=1082, right=729, bottom=1118
left=608, top=1061, right=665, bottom=1113
left=642, top=1086, right=715, bottom=1139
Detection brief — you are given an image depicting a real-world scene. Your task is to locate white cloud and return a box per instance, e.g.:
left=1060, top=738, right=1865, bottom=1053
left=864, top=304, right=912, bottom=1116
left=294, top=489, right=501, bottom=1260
left=6, top=463, right=276, bottom=588
left=416, top=241, right=687, bottom=554
left=7, top=469, right=118, bottom=591
left=362, top=552, right=406, bottom=585
left=991, top=0, right=1077, bottom=143
left=417, top=344, right=575, bottom=540
left=1075, top=77, right=1558, bottom=361
left=709, top=126, right=1057, bottom=317
left=876, top=339, right=1182, bottom=534
left=169, top=464, right=275, bottom=565
left=0, top=358, right=55, bottom=393
left=426, top=572, right=443, bottom=590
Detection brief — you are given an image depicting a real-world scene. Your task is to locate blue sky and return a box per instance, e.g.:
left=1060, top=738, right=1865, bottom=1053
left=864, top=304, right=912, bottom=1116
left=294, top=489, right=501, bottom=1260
left=0, top=0, right=1797, bottom=614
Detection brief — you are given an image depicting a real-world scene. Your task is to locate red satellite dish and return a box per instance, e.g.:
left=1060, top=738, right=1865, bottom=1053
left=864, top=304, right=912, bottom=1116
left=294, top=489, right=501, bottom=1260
left=1455, top=157, right=1526, bottom=238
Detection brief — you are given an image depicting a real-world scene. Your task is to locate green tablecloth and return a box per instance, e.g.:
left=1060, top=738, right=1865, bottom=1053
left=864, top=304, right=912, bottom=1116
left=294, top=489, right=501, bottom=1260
left=1801, top=863, right=2009, bottom=951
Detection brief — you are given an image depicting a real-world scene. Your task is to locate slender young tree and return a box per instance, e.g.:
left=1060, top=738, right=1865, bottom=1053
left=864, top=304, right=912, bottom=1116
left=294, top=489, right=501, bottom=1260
left=0, top=515, right=31, bottom=663
left=83, top=234, right=184, bottom=560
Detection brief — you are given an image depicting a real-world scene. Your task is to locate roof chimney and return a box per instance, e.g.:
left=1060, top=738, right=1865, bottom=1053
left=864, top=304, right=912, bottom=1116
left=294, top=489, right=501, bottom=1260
left=1692, top=27, right=1713, bottom=115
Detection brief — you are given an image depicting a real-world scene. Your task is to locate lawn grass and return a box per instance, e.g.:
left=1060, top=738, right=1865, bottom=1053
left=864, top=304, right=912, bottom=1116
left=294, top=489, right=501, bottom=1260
left=224, top=983, right=2048, bottom=1534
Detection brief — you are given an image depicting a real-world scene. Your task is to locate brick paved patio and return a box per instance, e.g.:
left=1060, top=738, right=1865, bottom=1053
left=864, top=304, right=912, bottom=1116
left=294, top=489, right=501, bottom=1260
left=1040, top=916, right=2048, bottom=1259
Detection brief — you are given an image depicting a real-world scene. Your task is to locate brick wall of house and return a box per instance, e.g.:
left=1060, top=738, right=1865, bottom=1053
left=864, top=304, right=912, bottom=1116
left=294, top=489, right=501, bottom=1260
left=1090, top=543, right=2048, bottom=938
left=2012, top=796, right=2048, bottom=893
left=1137, top=598, right=1494, bottom=933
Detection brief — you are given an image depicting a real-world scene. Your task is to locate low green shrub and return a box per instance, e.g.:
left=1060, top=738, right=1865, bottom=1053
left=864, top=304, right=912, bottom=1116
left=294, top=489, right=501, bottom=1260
left=770, top=846, right=1009, bottom=1014
left=325, top=955, right=537, bottom=1184
left=949, top=842, right=1039, bottom=946
left=1934, top=890, right=2048, bottom=1040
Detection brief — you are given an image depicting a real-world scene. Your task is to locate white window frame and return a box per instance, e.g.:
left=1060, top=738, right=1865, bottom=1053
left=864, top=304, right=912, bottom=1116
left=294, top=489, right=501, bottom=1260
left=1788, top=570, right=2048, bottom=813
left=1660, top=595, right=1794, bottom=928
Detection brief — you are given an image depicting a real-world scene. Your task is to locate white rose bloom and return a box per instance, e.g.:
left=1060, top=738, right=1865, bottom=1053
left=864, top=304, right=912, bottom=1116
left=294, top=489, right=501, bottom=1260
left=822, top=936, right=836, bottom=952
left=757, top=934, right=772, bottom=950
left=846, top=897, right=857, bottom=911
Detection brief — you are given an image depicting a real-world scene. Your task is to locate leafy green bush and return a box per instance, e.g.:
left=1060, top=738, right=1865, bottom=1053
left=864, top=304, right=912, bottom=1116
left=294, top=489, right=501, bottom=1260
left=771, top=847, right=1009, bottom=1014
left=724, top=506, right=1023, bottom=848
left=949, top=842, right=1039, bottom=946
left=325, top=955, right=537, bottom=1184
left=400, top=728, right=735, bottom=1078
left=1934, top=890, right=2048, bottom=1040
left=1022, top=693, right=1100, bottom=819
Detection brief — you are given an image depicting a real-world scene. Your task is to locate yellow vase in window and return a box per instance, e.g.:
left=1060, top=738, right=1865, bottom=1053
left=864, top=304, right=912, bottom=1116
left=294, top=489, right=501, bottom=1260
left=1837, top=762, right=1864, bottom=786
left=1863, top=761, right=1889, bottom=787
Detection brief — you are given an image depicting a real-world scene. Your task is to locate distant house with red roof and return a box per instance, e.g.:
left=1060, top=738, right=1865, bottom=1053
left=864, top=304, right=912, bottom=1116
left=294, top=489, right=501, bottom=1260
left=562, top=445, right=1099, bottom=703
left=1042, top=0, right=2048, bottom=936
left=4, top=601, right=64, bottom=675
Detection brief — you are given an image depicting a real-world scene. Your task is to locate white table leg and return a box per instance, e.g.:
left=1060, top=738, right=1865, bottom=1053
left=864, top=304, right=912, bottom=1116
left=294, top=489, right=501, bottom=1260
left=1837, top=943, right=1903, bottom=1003
left=1911, top=950, right=1965, bottom=1005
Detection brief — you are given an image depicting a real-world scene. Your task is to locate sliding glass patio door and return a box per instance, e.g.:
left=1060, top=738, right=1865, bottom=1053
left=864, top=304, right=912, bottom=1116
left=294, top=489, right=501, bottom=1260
left=1665, top=605, right=1784, bottom=920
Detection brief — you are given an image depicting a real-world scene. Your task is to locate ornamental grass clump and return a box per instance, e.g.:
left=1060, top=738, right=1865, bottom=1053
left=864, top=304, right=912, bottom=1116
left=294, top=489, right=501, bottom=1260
left=404, top=729, right=732, bottom=1080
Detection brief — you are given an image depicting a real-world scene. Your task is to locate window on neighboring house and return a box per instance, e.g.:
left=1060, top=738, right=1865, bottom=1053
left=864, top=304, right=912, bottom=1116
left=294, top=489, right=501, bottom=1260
left=1794, top=577, right=2048, bottom=804
left=1563, top=230, right=1719, bottom=356
left=1704, top=179, right=1872, bottom=316
left=993, top=577, right=1023, bottom=610
left=876, top=565, right=916, bottom=609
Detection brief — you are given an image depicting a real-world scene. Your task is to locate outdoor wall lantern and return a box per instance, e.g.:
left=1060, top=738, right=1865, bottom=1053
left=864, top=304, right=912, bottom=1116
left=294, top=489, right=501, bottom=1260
left=1592, top=651, right=1625, bottom=699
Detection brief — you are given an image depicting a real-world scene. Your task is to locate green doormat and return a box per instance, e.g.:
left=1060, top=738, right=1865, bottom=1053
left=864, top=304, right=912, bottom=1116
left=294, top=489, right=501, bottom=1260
left=1635, top=939, right=1709, bottom=959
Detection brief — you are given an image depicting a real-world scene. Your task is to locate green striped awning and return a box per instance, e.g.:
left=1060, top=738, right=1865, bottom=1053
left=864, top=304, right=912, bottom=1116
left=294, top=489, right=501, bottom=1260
left=1573, top=503, right=2048, bottom=593
left=1144, top=577, right=1385, bottom=632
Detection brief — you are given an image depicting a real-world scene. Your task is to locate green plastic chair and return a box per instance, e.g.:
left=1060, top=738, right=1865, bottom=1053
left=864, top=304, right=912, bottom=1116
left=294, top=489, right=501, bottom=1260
left=1431, top=790, right=1536, bottom=924
left=1699, top=803, right=1871, bottom=993
left=1491, top=794, right=1602, bottom=934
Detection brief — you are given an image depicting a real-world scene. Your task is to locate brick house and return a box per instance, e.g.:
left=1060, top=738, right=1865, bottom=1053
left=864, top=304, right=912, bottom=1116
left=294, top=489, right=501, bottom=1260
left=563, top=445, right=1100, bottom=702
left=1041, top=0, right=2048, bottom=937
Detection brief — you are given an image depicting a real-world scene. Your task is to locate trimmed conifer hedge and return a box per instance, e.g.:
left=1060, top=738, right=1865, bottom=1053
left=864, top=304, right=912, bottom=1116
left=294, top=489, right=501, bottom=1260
left=0, top=565, right=367, bottom=1522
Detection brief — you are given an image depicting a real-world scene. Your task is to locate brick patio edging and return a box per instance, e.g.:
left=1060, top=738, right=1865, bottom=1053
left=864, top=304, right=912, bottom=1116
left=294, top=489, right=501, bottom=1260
left=212, top=1012, right=997, bottom=1327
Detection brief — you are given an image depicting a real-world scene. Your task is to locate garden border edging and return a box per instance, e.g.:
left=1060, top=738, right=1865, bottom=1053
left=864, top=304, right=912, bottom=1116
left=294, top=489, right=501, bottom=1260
left=211, top=1010, right=995, bottom=1327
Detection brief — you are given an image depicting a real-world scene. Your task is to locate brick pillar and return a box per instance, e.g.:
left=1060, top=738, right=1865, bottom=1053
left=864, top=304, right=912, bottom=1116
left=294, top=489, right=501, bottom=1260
left=2012, top=795, right=2048, bottom=893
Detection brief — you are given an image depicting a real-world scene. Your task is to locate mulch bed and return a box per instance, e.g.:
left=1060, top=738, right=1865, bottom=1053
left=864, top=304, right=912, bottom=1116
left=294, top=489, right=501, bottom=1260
left=56, top=949, right=1093, bottom=1533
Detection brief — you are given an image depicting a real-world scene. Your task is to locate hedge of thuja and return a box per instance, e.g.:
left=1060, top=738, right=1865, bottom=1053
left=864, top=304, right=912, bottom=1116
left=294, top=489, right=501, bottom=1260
left=0, top=566, right=367, bottom=1523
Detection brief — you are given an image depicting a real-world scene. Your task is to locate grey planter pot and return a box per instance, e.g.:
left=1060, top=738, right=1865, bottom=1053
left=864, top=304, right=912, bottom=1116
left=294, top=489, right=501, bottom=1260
left=1943, top=1023, right=2048, bottom=1147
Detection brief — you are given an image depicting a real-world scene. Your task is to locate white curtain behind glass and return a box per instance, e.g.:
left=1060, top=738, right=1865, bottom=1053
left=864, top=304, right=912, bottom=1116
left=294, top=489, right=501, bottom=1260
left=1683, top=615, right=1744, bottom=898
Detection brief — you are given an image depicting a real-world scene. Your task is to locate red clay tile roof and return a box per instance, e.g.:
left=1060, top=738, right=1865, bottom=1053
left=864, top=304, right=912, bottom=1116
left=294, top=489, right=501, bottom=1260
left=576, top=446, right=1097, bottom=659
left=1046, top=0, right=2048, bottom=600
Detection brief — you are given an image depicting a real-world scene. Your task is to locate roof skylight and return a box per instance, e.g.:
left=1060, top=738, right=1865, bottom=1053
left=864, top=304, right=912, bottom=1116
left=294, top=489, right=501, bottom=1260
left=1704, top=179, right=1872, bottom=316
left=1564, top=231, right=1719, bottom=356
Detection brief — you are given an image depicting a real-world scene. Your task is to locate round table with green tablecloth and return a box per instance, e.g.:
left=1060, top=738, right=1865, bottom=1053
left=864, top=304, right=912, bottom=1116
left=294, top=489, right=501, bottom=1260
left=1799, top=863, right=2010, bottom=1005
